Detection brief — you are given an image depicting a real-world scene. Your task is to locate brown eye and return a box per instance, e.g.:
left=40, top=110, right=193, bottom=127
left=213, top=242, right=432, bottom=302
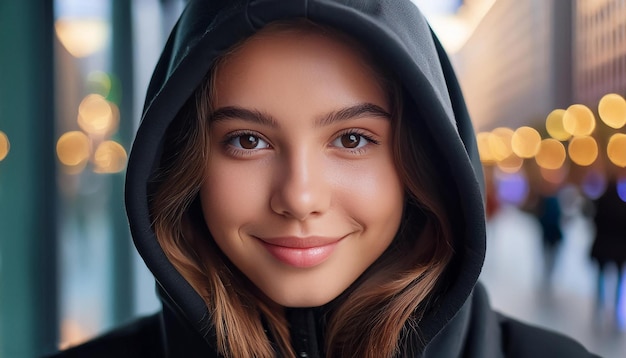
left=227, top=133, right=269, bottom=151
left=340, top=133, right=361, bottom=148
left=332, top=132, right=374, bottom=151
left=239, top=135, right=259, bottom=149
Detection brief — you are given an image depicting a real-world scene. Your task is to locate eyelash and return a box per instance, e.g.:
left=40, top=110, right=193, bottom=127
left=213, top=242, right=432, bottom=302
left=221, top=129, right=381, bottom=157
left=333, top=129, right=380, bottom=154
left=222, top=130, right=271, bottom=157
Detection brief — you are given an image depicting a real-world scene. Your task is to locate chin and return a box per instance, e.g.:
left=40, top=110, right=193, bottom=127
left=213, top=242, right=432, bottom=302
left=269, top=290, right=341, bottom=308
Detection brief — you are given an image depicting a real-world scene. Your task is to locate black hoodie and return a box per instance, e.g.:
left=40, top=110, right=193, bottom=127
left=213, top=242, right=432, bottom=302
left=49, top=0, right=598, bottom=357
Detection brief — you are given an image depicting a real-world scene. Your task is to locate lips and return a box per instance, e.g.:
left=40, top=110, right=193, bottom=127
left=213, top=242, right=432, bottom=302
left=257, top=236, right=343, bottom=268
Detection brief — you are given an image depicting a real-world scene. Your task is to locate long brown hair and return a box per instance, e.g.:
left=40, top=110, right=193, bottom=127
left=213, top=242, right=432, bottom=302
left=150, top=20, right=454, bottom=358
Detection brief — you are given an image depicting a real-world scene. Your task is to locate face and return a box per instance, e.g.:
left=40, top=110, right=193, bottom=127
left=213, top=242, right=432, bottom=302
left=199, top=28, right=405, bottom=307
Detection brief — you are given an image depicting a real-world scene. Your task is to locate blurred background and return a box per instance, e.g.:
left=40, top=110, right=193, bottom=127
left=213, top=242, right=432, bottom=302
left=0, top=0, right=625, bottom=356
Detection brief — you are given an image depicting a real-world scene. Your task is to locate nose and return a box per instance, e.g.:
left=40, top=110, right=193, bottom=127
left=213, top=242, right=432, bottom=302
left=270, top=151, right=331, bottom=221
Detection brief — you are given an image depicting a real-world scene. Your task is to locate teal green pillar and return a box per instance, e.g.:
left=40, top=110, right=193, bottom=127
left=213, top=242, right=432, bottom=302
left=0, top=1, right=58, bottom=357
left=110, top=0, right=135, bottom=324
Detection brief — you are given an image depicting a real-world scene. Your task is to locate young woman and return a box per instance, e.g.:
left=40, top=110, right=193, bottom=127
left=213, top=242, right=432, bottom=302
left=51, top=0, right=596, bottom=357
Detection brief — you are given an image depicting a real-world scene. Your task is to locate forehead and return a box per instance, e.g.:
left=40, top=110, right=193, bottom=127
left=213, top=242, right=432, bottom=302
left=220, top=26, right=374, bottom=76
left=211, top=26, right=389, bottom=111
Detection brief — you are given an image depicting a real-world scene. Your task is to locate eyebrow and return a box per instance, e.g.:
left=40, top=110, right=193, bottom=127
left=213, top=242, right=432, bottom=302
left=209, top=103, right=391, bottom=128
left=210, top=107, right=279, bottom=128
left=315, top=103, right=391, bottom=127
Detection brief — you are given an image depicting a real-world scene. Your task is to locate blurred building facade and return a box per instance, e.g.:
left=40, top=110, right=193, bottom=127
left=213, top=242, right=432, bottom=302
left=1, top=0, right=184, bottom=356
left=453, top=0, right=626, bottom=131
left=452, top=0, right=574, bottom=131
left=574, top=0, right=626, bottom=106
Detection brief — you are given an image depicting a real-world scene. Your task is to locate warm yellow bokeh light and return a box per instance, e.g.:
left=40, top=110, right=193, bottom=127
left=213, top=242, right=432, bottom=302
left=563, top=104, right=596, bottom=136
left=511, top=126, right=541, bottom=158
left=78, top=94, right=118, bottom=136
left=488, top=127, right=514, bottom=161
left=0, top=131, right=9, bottom=161
left=535, top=139, right=566, bottom=170
left=496, top=154, right=524, bottom=173
left=477, top=132, right=496, bottom=164
left=607, top=133, right=626, bottom=167
left=568, top=136, right=598, bottom=166
left=598, top=93, right=626, bottom=129
left=55, top=18, right=109, bottom=58
left=545, top=109, right=571, bottom=141
left=110, top=103, right=120, bottom=132
left=57, top=131, right=90, bottom=167
left=94, top=141, right=127, bottom=173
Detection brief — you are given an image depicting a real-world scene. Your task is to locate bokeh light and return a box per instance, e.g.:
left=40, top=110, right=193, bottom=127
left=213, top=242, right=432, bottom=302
left=568, top=136, right=598, bottom=166
left=563, top=104, right=596, bottom=136
left=0, top=131, right=9, bottom=161
left=57, top=131, right=90, bottom=173
left=581, top=170, right=606, bottom=200
left=607, top=133, right=626, bottom=167
left=488, top=127, right=514, bottom=161
left=618, top=178, right=626, bottom=203
left=598, top=93, right=626, bottom=129
left=545, top=109, right=571, bottom=141
left=54, top=18, right=109, bottom=58
left=535, top=139, right=566, bottom=170
left=511, top=126, right=541, bottom=158
left=495, top=170, right=529, bottom=206
left=77, top=94, right=118, bottom=136
left=94, top=141, right=127, bottom=173
left=477, top=132, right=496, bottom=164
left=497, top=154, right=524, bottom=173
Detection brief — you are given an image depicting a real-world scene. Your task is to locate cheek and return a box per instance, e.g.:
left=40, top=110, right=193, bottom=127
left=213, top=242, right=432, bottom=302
left=332, top=157, right=404, bottom=221
left=200, top=160, right=270, bottom=235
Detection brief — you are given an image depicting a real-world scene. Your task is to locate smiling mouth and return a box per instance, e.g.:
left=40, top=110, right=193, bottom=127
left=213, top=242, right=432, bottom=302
left=256, top=236, right=343, bottom=268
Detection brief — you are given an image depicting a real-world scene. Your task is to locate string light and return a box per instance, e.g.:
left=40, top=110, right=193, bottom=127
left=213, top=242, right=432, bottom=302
left=535, top=139, right=566, bottom=170
left=607, top=133, right=626, bottom=167
left=598, top=93, right=626, bottom=129
left=54, top=18, right=109, bottom=58
left=563, top=104, right=596, bottom=136
left=568, top=136, right=598, bottom=166
left=511, top=126, right=541, bottom=158
left=94, top=141, right=127, bottom=173
left=56, top=131, right=91, bottom=174
left=488, top=127, right=514, bottom=161
left=77, top=94, right=118, bottom=136
left=0, top=131, right=9, bottom=161
left=545, top=109, right=571, bottom=141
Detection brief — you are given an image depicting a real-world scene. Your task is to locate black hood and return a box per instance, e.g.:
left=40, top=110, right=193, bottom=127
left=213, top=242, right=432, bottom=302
left=125, top=0, right=486, bottom=354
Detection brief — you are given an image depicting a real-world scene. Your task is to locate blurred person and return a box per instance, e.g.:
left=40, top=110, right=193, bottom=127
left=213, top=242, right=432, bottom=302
left=535, top=193, right=564, bottom=286
left=590, top=179, right=626, bottom=317
left=530, top=176, right=565, bottom=287
left=47, top=0, right=597, bottom=357
left=521, top=163, right=569, bottom=288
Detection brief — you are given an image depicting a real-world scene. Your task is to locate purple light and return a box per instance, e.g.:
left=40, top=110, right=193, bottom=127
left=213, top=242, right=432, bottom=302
left=581, top=170, right=606, bottom=200
left=495, top=171, right=528, bottom=206
left=617, top=178, right=626, bottom=203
